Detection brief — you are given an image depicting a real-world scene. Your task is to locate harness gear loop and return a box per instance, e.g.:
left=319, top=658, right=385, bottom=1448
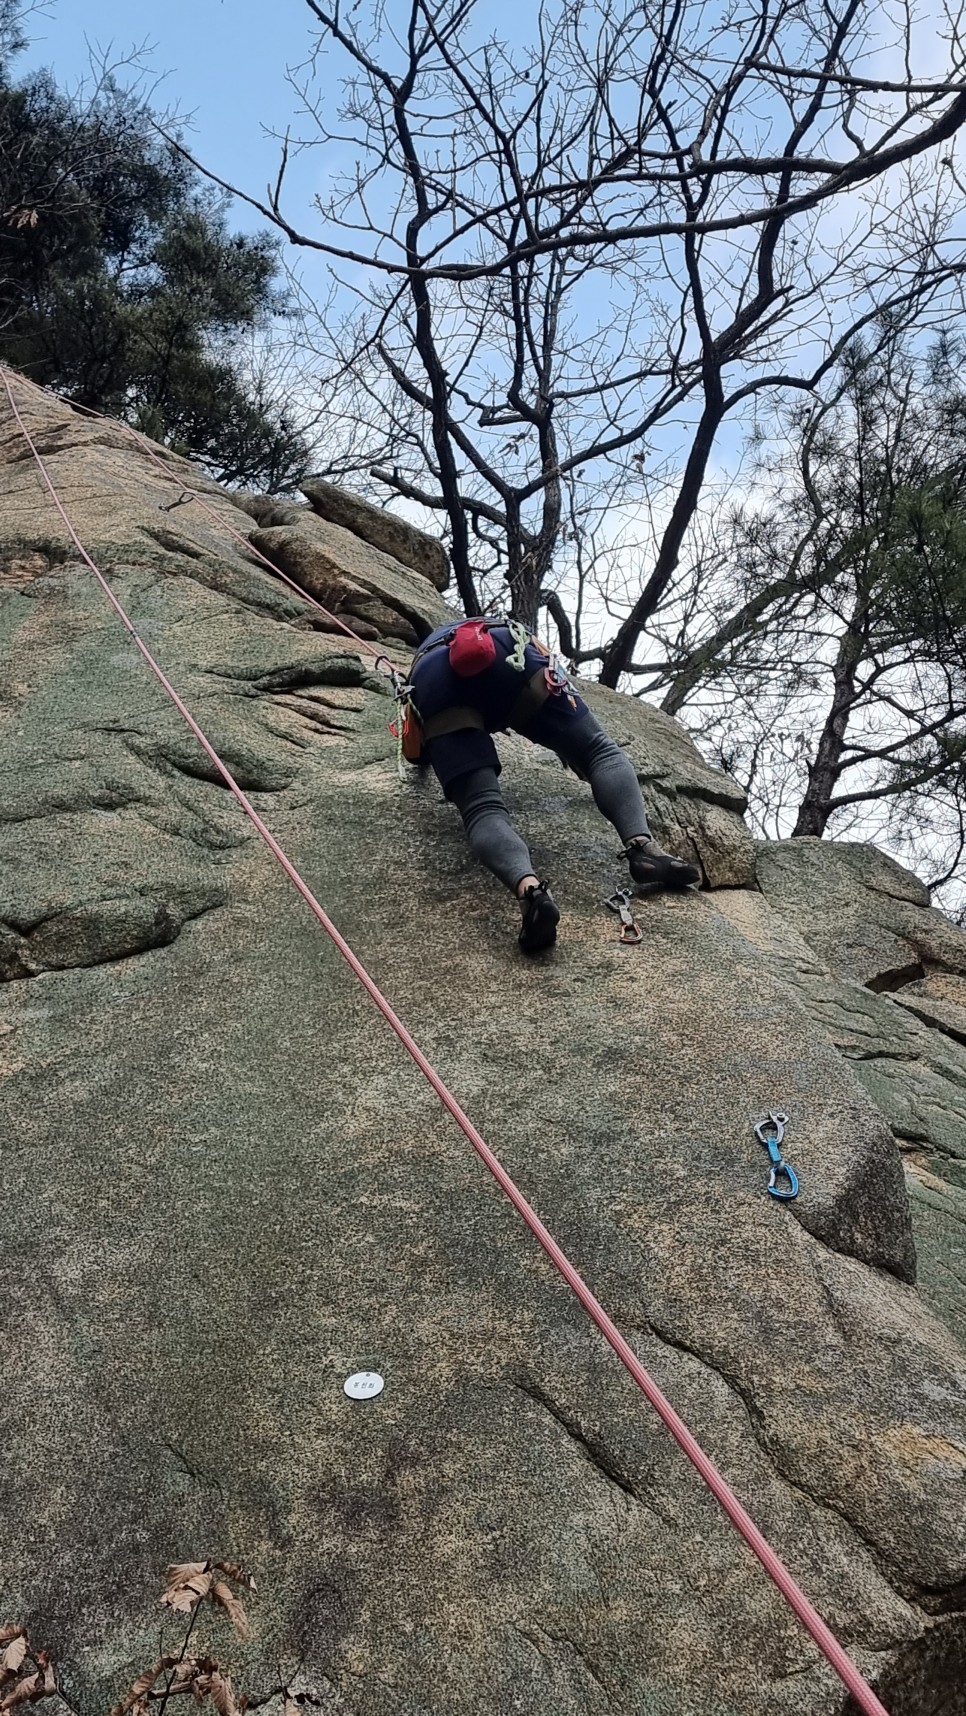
left=605, top=888, right=643, bottom=944
left=754, top=1111, right=799, bottom=1201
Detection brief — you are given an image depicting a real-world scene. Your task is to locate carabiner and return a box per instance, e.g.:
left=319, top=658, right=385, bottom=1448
left=754, top=1110, right=787, bottom=1150
left=159, top=489, right=194, bottom=513
left=767, top=1159, right=799, bottom=1200
left=374, top=655, right=405, bottom=699
left=605, top=889, right=643, bottom=945
left=754, top=1111, right=799, bottom=1201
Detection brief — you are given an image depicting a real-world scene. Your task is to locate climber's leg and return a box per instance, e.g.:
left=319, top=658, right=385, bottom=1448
left=447, top=765, right=534, bottom=890
left=446, top=766, right=559, bottom=951
left=523, top=704, right=701, bottom=893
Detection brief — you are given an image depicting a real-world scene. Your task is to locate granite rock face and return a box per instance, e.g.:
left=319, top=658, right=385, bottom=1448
left=301, top=476, right=451, bottom=591
left=249, top=515, right=452, bottom=646
left=721, top=839, right=966, bottom=1353
left=756, top=838, right=966, bottom=990
left=1, top=375, right=966, bottom=1716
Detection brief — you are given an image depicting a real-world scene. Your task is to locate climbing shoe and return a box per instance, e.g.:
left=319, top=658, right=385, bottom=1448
left=518, top=881, right=560, bottom=953
left=625, top=838, right=701, bottom=895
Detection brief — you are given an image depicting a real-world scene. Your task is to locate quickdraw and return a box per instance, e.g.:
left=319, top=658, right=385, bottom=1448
left=605, top=888, right=643, bottom=944
left=377, top=656, right=412, bottom=780
left=754, top=1111, right=799, bottom=1200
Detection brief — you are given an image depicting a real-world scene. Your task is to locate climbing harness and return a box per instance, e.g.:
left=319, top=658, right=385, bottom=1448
left=754, top=1111, right=800, bottom=1201
left=2, top=370, right=890, bottom=1716
left=397, top=618, right=578, bottom=772
left=605, top=887, right=643, bottom=945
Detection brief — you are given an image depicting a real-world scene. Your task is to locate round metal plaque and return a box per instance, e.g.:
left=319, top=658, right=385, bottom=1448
left=343, top=1370, right=385, bottom=1402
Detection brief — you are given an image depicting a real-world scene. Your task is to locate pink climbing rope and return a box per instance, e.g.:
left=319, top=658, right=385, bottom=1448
left=2, top=368, right=891, bottom=1716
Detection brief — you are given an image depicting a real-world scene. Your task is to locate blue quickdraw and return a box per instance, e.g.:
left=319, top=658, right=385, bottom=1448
left=754, top=1111, right=799, bottom=1201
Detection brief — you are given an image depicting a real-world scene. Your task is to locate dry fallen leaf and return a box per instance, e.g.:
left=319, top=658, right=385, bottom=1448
left=165, top=1565, right=209, bottom=1590
left=0, top=1638, right=27, bottom=1683
left=212, top=1564, right=255, bottom=1593
left=129, top=1662, right=168, bottom=1704
left=0, top=1636, right=23, bottom=1651
left=209, top=1585, right=248, bottom=1642
left=108, top=1654, right=176, bottom=1716
left=0, top=1657, right=55, bottom=1714
left=0, top=1673, right=35, bottom=1712
left=283, top=1698, right=300, bottom=1716
left=207, top=1671, right=237, bottom=1716
left=162, top=1572, right=212, bottom=1614
left=163, top=1663, right=202, bottom=1701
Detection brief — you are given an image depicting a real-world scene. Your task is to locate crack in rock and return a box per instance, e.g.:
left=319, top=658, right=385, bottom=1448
left=866, top=962, right=927, bottom=995
left=128, top=735, right=295, bottom=795
left=510, top=1621, right=613, bottom=1702
left=894, top=998, right=966, bottom=1053
left=512, top=1375, right=662, bottom=1511
left=841, top=1047, right=922, bottom=1065
left=160, top=1437, right=225, bottom=1500
left=637, top=1318, right=920, bottom=1601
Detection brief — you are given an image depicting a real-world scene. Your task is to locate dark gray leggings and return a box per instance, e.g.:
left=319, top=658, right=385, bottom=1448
left=448, top=711, right=651, bottom=891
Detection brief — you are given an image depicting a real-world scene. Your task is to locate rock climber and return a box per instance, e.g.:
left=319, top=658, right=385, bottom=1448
left=403, top=618, right=700, bottom=952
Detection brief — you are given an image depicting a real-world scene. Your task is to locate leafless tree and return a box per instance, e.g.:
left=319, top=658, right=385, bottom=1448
left=178, top=0, right=966, bottom=673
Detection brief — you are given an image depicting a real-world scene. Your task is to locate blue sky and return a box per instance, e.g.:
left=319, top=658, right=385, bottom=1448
left=21, top=0, right=329, bottom=245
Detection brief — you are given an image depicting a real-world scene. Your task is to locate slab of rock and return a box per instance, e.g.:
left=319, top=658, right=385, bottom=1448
left=894, top=970, right=966, bottom=1044
left=227, top=491, right=292, bottom=523
left=250, top=518, right=452, bottom=647
left=713, top=880, right=966, bottom=1349
left=2, top=372, right=966, bottom=1716
left=756, top=837, right=966, bottom=988
left=302, top=476, right=450, bottom=590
